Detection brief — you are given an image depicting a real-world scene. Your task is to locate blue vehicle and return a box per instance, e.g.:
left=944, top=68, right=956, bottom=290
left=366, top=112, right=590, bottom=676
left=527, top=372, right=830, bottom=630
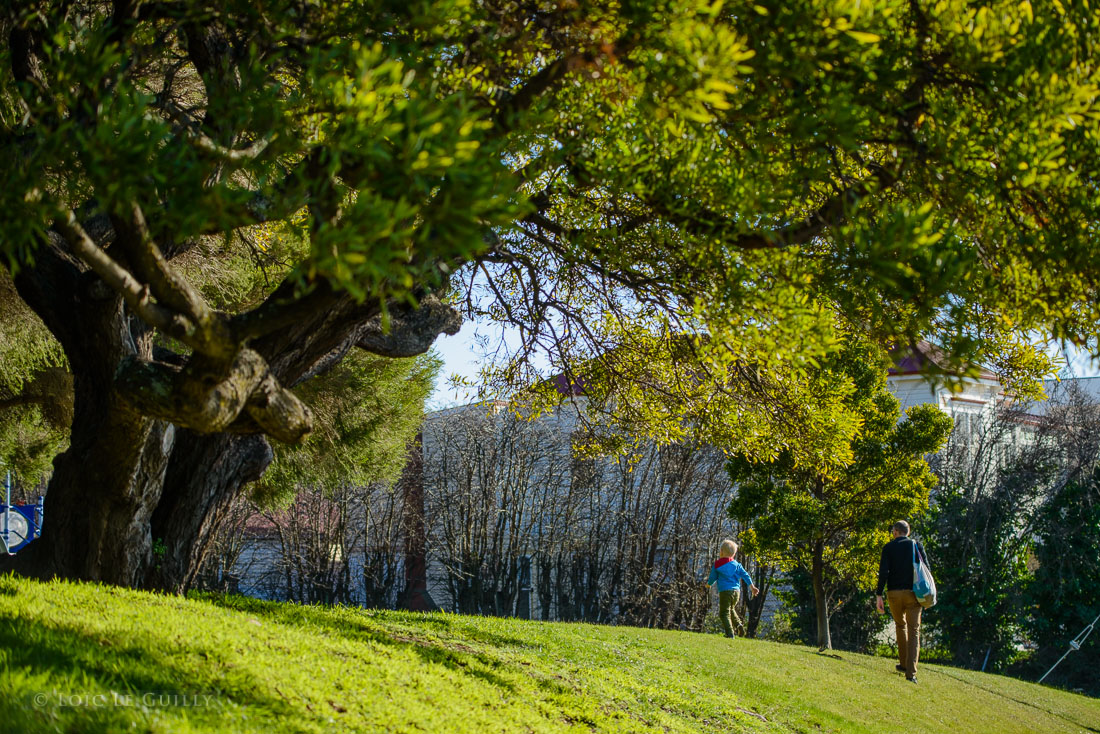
left=1, top=471, right=43, bottom=555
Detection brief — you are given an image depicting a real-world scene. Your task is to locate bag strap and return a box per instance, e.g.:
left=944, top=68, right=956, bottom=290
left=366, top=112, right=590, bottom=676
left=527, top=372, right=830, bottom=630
left=911, top=539, right=927, bottom=567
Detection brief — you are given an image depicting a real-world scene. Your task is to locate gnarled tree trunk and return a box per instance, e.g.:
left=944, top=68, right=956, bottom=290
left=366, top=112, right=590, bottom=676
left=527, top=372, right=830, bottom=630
left=1, top=238, right=460, bottom=591
left=3, top=239, right=170, bottom=584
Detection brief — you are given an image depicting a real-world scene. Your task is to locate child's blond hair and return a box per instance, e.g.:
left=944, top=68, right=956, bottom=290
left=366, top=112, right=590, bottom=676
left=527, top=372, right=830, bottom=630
left=719, top=539, right=738, bottom=558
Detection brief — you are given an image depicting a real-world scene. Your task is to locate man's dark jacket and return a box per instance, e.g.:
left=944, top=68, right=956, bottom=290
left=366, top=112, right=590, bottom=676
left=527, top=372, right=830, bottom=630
left=876, top=536, right=929, bottom=596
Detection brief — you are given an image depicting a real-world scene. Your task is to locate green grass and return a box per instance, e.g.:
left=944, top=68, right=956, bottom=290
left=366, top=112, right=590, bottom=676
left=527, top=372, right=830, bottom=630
left=0, top=576, right=1096, bottom=733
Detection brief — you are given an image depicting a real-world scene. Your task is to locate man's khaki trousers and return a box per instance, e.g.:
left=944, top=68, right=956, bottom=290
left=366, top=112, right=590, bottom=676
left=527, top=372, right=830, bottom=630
left=887, top=589, right=923, bottom=678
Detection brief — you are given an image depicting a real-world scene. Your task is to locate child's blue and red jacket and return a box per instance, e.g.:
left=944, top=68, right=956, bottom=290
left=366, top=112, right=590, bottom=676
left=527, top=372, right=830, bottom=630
left=706, top=557, right=753, bottom=592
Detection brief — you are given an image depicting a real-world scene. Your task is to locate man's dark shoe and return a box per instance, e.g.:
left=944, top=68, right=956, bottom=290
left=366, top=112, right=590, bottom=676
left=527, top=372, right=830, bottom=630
left=896, top=665, right=906, bottom=672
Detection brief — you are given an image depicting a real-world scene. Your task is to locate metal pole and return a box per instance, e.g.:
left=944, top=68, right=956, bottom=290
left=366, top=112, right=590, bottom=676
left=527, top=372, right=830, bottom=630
left=2, top=469, right=10, bottom=555
left=1039, top=611, right=1100, bottom=684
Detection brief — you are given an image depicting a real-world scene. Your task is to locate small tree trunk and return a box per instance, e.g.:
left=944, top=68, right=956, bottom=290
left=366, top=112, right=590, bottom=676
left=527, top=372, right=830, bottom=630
left=537, top=556, right=553, bottom=620
left=812, top=546, right=832, bottom=650
left=397, top=434, right=436, bottom=611
left=745, top=564, right=775, bottom=638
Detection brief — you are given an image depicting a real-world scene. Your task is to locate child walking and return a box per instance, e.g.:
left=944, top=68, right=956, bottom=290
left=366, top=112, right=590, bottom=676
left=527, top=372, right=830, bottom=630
left=707, top=539, right=759, bottom=638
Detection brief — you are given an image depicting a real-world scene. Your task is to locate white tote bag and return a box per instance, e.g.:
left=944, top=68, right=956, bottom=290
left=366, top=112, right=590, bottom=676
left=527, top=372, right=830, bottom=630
left=912, top=541, right=937, bottom=608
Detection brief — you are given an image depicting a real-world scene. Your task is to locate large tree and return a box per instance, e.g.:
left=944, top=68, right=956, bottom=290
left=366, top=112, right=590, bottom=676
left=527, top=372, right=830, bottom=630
left=1, top=0, right=1097, bottom=588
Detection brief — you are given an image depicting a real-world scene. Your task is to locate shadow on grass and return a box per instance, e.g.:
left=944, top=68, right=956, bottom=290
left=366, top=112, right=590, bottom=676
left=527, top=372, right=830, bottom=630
left=931, top=666, right=1100, bottom=733
left=198, top=593, right=523, bottom=693
left=198, top=593, right=533, bottom=646
left=0, top=611, right=313, bottom=733
left=794, top=645, right=1100, bottom=733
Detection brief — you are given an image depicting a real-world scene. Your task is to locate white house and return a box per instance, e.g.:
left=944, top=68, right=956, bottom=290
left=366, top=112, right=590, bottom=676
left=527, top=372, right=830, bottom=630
left=888, top=343, right=1005, bottom=429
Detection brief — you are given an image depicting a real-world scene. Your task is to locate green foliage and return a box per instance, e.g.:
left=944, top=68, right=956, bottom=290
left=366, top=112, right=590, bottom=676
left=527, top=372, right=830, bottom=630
left=468, top=0, right=1091, bottom=458
left=3, top=0, right=1095, bottom=471
left=1, top=0, right=521, bottom=302
left=0, top=403, right=66, bottom=488
left=916, top=481, right=1033, bottom=671
left=728, top=339, right=953, bottom=645
left=525, top=326, right=869, bottom=468
left=0, top=275, right=68, bottom=483
left=918, top=384, right=1100, bottom=678
left=1023, top=472, right=1100, bottom=695
left=890, top=375, right=1100, bottom=699
left=0, top=273, right=66, bottom=394
left=1, top=576, right=1098, bottom=733
left=729, top=341, right=954, bottom=574
left=172, top=230, right=310, bottom=316
left=251, top=350, right=440, bottom=507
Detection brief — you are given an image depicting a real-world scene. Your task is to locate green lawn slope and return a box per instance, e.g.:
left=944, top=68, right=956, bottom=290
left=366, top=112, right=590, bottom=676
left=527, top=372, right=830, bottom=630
left=0, top=576, right=1095, bottom=733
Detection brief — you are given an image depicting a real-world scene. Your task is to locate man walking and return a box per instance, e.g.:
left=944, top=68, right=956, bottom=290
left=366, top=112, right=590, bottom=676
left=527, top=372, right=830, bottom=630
left=875, top=520, right=929, bottom=683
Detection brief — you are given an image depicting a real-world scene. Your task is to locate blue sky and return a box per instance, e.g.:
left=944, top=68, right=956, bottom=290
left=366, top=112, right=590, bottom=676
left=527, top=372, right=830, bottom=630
left=428, top=322, right=487, bottom=409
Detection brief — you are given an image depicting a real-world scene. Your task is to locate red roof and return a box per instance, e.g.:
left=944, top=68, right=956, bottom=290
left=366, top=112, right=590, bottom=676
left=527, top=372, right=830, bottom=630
left=888, top=341, right=997, bottom=381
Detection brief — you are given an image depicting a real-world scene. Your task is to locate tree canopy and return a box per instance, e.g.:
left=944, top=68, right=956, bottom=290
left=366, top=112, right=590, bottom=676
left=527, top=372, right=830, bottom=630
left=1, top=0, right=1098, bottom=585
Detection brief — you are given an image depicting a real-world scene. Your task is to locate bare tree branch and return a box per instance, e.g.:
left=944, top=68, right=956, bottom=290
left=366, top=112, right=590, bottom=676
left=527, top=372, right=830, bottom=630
left=190, top=133, right=271, bottom=161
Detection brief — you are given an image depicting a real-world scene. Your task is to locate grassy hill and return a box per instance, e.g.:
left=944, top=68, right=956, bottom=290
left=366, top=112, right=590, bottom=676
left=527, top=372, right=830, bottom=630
left=0, top=576, right=1096, bottom=733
